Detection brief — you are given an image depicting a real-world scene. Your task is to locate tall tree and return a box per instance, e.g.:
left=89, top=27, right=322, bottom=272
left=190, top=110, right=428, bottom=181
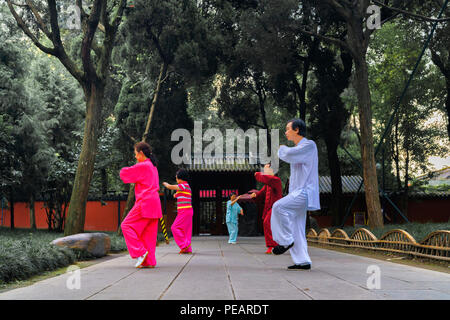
left=115, top=0, right=217, bottom=229
left=369, top=21, right=448, bottom=216
left=309, top=48, right=353, bottom=226
left=0, top=17, right=29, bottom=229
left=6, top=0, right=128, bottom=235
left=297, top=0, right=414, bottom=227
left=429, top=1, right=450, bottom=140
left=26, top=52, right=84, bottom=231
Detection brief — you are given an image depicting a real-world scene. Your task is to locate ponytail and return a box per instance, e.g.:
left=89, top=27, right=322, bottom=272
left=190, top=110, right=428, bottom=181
left=134, top=141, right=158, bottom=167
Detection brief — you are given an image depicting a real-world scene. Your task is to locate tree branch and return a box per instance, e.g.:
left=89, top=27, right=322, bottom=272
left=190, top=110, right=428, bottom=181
left=372, top=0, right=450, bottom=22
left=47, top=0, right=84, bottom=85
left=96, top=0, right=127, bottom=80
left=322, top=0, right=351, bottom=20
left=430, top=47, right=450, bottom=77
left=76, top=0, right=88, bottom=21
left=47, top=0, right=64, bottom=50
left=24, top=0, right=52, bottom=39
left=81, top=0, right=103, bottom=82
left=297, top=28, right=350, bottom=52
left=148, top=29, right=168, bottom=63
left=6, top=0, right=56, bottom=55
left=110, top=0, right=127, bottom=30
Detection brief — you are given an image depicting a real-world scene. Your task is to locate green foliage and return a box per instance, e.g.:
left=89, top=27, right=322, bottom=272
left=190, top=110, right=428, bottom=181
left=89, top=119, right=125, bottom=197
left=0, top=228, right=127, bottom=285
left=0, top=228, right=76, bottom=284
left=114, top=73, right=194, bottom=181
left=0, top=27, right=28, bottom=195
left=2, top=0, right=449, bottom=234
left=368, top=22, right=448, bottom=190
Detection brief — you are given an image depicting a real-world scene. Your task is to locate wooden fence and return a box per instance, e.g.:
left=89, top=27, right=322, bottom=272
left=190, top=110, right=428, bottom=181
left=306, top=228, right=449, bottom=262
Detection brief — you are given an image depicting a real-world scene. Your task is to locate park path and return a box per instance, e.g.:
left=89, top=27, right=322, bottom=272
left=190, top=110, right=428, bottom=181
left=0, top=236, right=449, bottom=300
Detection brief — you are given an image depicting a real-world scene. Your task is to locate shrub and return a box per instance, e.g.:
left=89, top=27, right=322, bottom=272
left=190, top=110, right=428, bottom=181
left=0, top=228, right=127, bottom=285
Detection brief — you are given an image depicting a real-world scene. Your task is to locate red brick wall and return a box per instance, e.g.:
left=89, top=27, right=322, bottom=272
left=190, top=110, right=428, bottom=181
left=1, top=197, right=447, bottom=231
left=0, top=198, right=178, bottom=232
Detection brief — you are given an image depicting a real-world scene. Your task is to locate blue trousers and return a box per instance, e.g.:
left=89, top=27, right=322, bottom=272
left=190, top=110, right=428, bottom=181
left=226, top=222, right=238, bottom=243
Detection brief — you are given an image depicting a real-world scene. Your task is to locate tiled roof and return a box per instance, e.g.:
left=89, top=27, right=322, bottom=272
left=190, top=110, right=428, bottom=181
left=184, top=156, right=261, bottom=172
left=319, top=176, right=364, bottom=194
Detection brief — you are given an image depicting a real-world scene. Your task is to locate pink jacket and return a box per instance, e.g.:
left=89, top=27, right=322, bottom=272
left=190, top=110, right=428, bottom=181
left=119, top=159, right=162, bottom=219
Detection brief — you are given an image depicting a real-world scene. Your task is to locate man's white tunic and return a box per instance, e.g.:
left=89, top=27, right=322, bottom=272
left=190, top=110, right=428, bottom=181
left=271, top=137, right=320, bottom=265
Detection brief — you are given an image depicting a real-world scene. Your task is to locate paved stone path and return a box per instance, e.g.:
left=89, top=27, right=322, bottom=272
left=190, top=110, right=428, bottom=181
left=1, top=236, right=449, bottom=300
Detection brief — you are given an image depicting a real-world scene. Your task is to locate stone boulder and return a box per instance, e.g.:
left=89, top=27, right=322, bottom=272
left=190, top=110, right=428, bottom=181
left=51, top=233, right=111, bottom=257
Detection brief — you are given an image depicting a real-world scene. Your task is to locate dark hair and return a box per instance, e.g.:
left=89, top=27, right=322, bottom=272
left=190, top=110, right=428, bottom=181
left=287, top=118, right=306, bottom=136
left=134, top=141, right=158, bottom=167
left=176, top=168, right=189, bottom=182
left=229, top=192, right=236, bottom=199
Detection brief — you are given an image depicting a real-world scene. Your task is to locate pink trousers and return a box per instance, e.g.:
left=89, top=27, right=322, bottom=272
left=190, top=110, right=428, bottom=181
left=121, top=205, right=159, bottom=266
left=171, top=208, right=193, bottom=252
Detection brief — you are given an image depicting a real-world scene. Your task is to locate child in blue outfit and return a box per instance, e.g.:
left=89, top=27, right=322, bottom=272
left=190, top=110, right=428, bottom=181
left=226, top=193, right=244, bottom=244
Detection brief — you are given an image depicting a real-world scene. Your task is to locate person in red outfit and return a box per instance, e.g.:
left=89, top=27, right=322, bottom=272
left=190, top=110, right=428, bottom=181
left=251, top=163, right=283, bottom=254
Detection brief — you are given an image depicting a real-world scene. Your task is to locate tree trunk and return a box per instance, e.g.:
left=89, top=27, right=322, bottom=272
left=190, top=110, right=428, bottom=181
left=446, top=78, right=450, bottom=140
left=401, top=148, right=410, bottom=218
left=9, top=188, right=14, bottom=230
left=394, top=117, right=402, bottom=189
left=430, top=49, right=450, bottom=140
left=352, top=55, right=383, bottom=228
left=101, top=168, right=108, bottom=196
left=117, top=185, right=135, bottom=235
left=142, top=62, right=167, bottom=143
left=298, top=61, right=309, bottom=121
left=29, top=193, right=36, bottom=230
left=117, top=62, right=167, bottom=234
left=64, top=83, right=105, bottom=236
left=327, top=141, right=344, bottom=226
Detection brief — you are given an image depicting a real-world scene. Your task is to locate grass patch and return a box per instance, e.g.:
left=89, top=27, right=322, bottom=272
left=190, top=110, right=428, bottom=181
left=0, top=227, right=127, bottom=286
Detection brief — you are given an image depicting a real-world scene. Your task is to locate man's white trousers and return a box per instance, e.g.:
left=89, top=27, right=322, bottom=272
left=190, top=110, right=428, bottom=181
left=271, top=189, right=312, bottom=265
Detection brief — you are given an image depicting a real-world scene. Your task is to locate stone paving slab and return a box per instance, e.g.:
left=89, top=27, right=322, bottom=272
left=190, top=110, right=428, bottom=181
left=0, top=236, right=449, bottom=300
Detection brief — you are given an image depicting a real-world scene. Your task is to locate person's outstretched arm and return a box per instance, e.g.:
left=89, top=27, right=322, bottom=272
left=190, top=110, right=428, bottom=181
left=162, top=182, right=181, bottom=191
left=120, top=163, right=143, bottom=184
left=255, top=172, right=280, bottom=189
left=230, top=195, right=241, bottom=206
left=278, top=141, right=314, bottom=164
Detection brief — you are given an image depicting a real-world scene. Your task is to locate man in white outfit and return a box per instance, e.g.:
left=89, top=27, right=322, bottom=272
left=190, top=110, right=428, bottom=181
left=271, top=118, right=320, bottom=270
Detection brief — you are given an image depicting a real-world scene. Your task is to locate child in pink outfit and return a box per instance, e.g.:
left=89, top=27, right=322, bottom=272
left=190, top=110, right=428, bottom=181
left=120, top=142, right=162, bottom=268
left=163, top=169, right=193, bottom=254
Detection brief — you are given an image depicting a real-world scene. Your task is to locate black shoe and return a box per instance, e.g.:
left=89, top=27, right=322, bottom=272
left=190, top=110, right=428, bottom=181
left=272, top=243, right=294, bottom=255
left=287, top=264, right=311, bottom=270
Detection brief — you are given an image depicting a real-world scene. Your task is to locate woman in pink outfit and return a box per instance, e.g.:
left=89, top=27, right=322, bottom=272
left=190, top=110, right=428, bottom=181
left=163, top=169, right=193, bottom=254
left=120, top=142, right=162, bottom=268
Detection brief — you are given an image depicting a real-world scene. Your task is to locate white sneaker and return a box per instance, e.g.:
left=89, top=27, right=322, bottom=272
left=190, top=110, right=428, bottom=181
left=135, top=251, right=148, bottom=268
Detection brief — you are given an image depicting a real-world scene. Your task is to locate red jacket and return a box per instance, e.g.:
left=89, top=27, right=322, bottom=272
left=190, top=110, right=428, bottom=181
left=254, top=172, right=283, bottom=219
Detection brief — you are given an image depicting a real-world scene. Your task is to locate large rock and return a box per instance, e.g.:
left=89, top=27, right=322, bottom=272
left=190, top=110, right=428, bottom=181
left=51, top=233, right=111, bottom=257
